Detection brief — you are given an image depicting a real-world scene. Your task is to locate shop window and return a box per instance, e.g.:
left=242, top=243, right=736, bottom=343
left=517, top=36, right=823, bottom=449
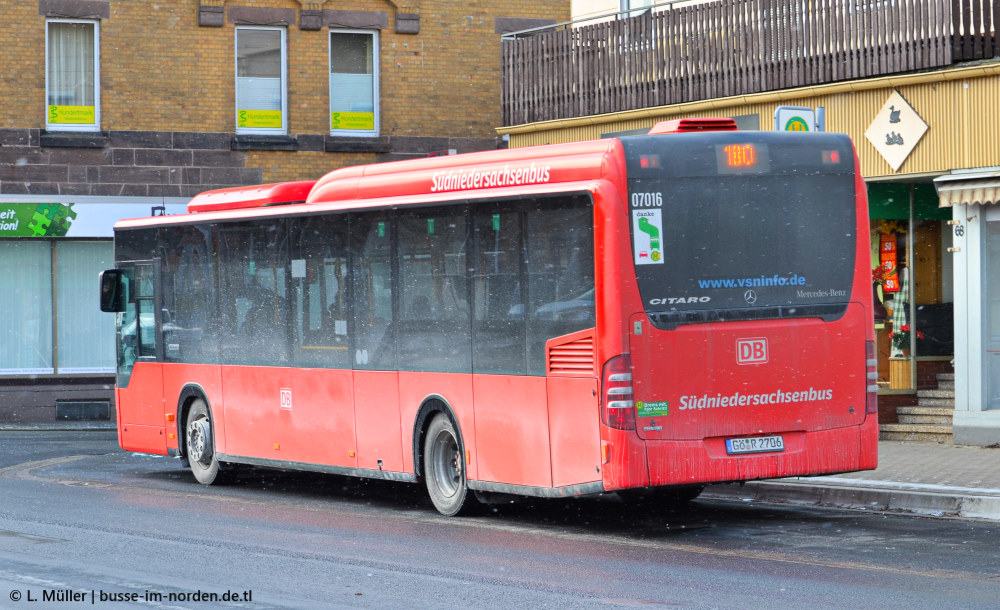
left=0, top=242, right=54, bottom=374
left=330, top=30, right=378, bottom=136
left=56, top=241, right=115, bottom=373
left=984, top=214, right=1000, bottom=410
left=0, top=240, right=115, bottom=376
left=236, top=26, right=287, bottom=134
left=46, top=20, right=100, bottom=131
left=869, top=183, right=953, bottom=392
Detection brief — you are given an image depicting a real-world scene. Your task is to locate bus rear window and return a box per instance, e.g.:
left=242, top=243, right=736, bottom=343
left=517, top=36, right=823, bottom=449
left=622, top=132, right=857, bottom=329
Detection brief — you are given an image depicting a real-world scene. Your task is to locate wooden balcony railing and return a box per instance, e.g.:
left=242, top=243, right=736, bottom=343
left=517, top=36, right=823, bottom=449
left=501, top=0, right=999, bottom=126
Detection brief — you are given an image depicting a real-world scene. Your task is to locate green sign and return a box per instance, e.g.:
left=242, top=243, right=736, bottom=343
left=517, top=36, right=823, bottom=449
left=0, top=203, right=77, bottom=237
left=784, top=117, right=810, bottom=131
left=637, top=400, right=669, bottom=417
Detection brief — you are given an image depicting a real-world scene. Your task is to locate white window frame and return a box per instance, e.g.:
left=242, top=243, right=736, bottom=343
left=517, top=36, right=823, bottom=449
left=329, top=29, right=380, bottom=137
left=45, top=19, right=100, bottom=132
left=235, top=26, right=288, bottom=135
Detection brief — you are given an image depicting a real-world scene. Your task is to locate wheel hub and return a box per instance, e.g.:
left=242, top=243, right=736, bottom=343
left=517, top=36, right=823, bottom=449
left=187, top=418, right=212, bottom=464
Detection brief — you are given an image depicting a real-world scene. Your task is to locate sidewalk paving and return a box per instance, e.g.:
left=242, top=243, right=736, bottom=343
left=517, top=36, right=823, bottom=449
left=704, top=440, right=1000, bottom=522
left=3, top=423, right=999, bottom=521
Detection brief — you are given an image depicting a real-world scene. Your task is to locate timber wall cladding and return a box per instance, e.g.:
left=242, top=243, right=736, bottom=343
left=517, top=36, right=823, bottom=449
left=502, top=0, right=1000, bottom=126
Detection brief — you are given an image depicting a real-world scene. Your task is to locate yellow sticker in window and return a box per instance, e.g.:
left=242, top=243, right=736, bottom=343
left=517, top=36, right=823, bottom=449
left=331, top=111, right=375, bottom=131
left=49, top=105, right=95, bottom=125
left=238, top=109, right=283, bottom=129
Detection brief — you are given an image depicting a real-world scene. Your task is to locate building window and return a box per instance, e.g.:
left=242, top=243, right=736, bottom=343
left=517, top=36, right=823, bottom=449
left=46, top=20, right=99, bottom=131
left=330, top=30, right=378, bottom=136
left=236, top=27, right=287, bottom=134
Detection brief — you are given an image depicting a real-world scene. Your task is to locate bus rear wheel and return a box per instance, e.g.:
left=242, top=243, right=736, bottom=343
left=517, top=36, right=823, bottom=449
left=423, top=414, right=470, bottom=516
left=185, top=398, right=229, bottom=485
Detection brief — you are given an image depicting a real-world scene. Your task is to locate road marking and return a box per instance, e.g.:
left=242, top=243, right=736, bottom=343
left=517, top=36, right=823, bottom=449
left=0, top=456, right=89, bottom=481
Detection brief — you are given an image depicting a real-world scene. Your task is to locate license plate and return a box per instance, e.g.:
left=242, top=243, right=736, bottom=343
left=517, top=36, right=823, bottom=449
left=725, top=435, right=785, bottom=455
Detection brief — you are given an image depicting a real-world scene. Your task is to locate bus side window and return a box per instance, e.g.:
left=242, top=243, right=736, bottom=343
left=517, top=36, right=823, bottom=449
left=351, top=216, right=395, bottom=370
left=290, top=215, right=350, bottom=368
left=524, top=196, right=596, bottom=375
left=218, top=221, right=290, bottom=366
left=157, top=225, right=217, bottom=363
left=134, top=265, right=157, bottom=359
left=396, top=211, right=471, bottom=373
left=472, top=207, right=526, bottom=375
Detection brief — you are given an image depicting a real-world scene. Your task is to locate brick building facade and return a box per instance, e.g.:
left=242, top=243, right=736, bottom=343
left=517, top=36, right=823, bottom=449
left=0, top=0, right=568, bottom=421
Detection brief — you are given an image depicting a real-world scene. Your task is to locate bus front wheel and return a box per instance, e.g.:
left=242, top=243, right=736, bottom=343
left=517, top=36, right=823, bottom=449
left=423, top=414, right=470, bottom=516
left=185, top=398, right=228, bottom=485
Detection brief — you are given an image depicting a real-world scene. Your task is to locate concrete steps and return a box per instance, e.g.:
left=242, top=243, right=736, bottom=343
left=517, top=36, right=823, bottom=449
left=880, top=373, right=954, bottom=443
left=895, top=406, right=954, bottom=425
left=878, top=423, right=954, bottom=442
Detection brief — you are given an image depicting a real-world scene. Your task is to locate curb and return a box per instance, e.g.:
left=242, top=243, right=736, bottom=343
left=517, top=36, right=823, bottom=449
left=703, top=478, right=1000, bottom=522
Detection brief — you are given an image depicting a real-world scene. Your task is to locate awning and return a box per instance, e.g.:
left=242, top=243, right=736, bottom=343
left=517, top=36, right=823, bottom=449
left=935, top=168, right=1000, bottom=207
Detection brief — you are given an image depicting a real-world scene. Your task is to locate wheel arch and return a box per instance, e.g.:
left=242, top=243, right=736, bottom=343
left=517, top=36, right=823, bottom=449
left=175, top=383, right=212, bottom=459
left=411, top=394, right=464, bottom=481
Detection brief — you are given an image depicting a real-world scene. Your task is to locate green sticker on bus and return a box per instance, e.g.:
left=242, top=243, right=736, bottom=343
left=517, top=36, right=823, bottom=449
left=637, top=400, right=669, bottom=417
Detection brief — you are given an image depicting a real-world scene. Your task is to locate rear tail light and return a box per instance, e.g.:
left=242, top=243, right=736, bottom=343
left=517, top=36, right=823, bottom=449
left=865, top=340, right=879, bottom=415
left=601, top=355, right=635, bottom=430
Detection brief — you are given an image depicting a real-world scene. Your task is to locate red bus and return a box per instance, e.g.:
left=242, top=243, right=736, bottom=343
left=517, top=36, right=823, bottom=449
left=100, top=119, right=878, bottom=515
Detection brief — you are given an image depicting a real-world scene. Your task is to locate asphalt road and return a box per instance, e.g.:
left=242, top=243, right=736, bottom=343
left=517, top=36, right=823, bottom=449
left=1, top=430, right=998, bottom=609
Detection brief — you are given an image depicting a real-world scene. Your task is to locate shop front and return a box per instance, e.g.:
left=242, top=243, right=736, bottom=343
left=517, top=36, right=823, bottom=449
left=0, top=197, right=186, bottom=422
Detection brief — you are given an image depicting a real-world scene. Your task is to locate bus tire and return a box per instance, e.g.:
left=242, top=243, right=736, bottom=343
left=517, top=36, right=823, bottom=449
left=423, top=414, right=470, bottom=516
left=185, top=398, right=229, bottom=485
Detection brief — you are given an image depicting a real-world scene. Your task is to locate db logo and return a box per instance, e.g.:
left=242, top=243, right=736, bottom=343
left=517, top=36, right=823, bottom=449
left=736, top=338, right=768, bottom=365
left=280, top=388, right=293, bottom=410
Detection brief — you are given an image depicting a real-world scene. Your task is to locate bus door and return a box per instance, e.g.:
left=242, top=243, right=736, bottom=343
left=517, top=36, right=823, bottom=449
left=102, top=260, right=167, bottom=454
